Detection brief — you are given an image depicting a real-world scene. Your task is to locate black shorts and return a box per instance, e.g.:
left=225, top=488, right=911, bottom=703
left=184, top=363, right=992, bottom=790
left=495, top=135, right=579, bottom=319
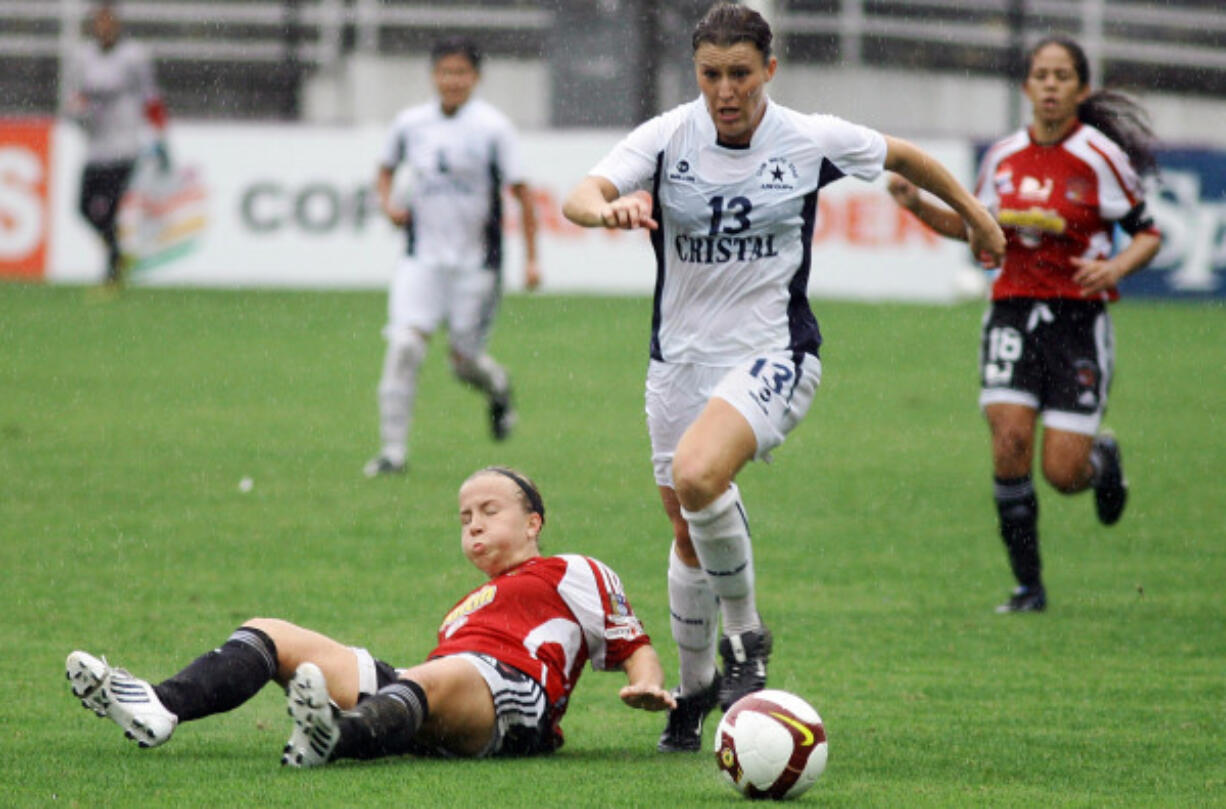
left=978, top=298, right=1114, bottom=435
left=78, top=160, right=136, bottom=232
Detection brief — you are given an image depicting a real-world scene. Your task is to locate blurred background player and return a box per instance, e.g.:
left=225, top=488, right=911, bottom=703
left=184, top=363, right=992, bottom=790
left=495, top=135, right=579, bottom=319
left=564, top=2, right=1004, bottom=752
left=887, top=35, right=1160, bottom=613
left=67, top=466, right=674, bottom=763
left=364, top=37, right=541, bottom=478
left=63, top=1, right=169, bottom=289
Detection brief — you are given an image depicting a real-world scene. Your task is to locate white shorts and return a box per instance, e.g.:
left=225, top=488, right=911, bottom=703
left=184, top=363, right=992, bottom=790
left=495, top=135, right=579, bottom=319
left=645, top=351, right=822, bottom=487
left=385, top=255, right=500, bottom=358
left=354, top=648, right=554, bottom=758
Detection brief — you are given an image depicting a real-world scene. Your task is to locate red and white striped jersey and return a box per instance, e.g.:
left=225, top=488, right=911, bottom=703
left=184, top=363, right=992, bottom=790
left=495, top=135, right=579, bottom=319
left=975, top=122, right=1159, bottom=302
left=429, top=554, right=651, bottom=719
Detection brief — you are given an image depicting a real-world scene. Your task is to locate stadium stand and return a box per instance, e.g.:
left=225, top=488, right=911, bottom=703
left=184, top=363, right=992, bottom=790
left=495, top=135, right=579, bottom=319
left=1, top=0, right=1224, bottom=124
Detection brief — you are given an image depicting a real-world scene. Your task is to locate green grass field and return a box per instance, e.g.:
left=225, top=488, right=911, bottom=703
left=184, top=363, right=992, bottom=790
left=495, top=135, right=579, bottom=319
left=1, top=284, right=1222, bottom=808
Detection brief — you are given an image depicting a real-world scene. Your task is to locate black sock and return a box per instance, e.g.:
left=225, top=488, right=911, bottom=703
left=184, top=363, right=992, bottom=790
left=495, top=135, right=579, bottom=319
left=103, top=228, right=122, bottom=280
left=334, top=680, right=429, bottom=761
left=153, top=626, right=278, bottom=722
left=1089, top=445, right=1106, bottom=487
left=994, top=475, right=1042, bottom=590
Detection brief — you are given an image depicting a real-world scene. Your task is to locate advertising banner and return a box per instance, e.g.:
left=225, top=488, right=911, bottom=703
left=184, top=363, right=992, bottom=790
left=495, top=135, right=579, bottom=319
left=20, top=120, right=1226, bottom=301
left=1119, top=148, right=1226, bottom=299
left=0, top=118, right=53, bottom=280
left=45, top=123, right=976, bottom=300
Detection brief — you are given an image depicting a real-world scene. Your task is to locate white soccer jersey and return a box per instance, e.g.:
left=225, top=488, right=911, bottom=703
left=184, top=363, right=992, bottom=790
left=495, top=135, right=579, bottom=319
left=380, top=97, right=525, bottom=269
left=591, top=97, right=887, bottom=365
left=67, top=40, right=159, bottom=164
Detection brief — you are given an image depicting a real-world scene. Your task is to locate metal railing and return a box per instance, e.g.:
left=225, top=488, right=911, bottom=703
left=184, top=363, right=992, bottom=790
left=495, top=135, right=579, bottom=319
left=2, top=0, right=1224, bottom=120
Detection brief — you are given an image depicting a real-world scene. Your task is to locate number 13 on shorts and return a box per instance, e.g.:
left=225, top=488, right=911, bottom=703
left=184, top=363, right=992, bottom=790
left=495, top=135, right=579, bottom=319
left=710, top=351, right=821, bottom=462
left=747, top=357, right=794, bottom=411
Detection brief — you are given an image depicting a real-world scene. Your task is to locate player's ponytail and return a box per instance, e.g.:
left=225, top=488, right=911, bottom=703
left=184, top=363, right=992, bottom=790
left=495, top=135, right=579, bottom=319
left=1077, top=90, right=1158, bottom=178
left=1025, top=36, right=1158, bottom=177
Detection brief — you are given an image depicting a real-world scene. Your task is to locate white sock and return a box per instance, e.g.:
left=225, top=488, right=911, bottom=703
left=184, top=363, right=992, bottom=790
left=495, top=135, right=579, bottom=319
left=682, top=483, right=760, bottom=637
left=376, top=334, right=426, bottom=463
left=451, top=352, right=509, bottom=398
left=668, top=544, right=718, bottom=696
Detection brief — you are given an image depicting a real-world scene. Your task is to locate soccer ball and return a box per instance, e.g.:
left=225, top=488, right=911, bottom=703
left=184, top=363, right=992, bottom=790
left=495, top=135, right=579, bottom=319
left=713, top=689, right=827, bottom=800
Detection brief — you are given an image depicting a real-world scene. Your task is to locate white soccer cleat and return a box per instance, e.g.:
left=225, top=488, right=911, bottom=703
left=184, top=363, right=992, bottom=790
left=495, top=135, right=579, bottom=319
left=282, top=662, right=342, bottom=768
left=66, top=650, right=110, bottom=716
left=65, top=650, right=178, bottom=748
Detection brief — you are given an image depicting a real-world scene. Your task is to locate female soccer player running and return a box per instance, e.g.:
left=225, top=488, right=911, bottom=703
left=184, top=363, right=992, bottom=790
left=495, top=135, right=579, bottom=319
left=67, top=467, right=674, bottom=764
left=64, top=1, right=170, bottom=288
left=563, top=2, right=1004, bottom=752
left=888, top=36, right=1161, bottom=614
left=364, top=37, right=541, bottom=478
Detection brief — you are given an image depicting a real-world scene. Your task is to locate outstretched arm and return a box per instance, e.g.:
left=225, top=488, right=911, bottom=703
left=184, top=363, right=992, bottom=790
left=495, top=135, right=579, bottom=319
left=618, top=645, right=676, bottom=712
left=886, top=174, right=969, bottom=241
left=884, top=136, right=1005, bottom=268
left=563, top=176, right=657, bottom=231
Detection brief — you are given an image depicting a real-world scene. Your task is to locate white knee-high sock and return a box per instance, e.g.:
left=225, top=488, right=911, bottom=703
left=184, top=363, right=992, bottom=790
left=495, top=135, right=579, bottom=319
left=668, top=543, right=719, bottom=696
left=377, top=335, right=427, bottom=463
left=682, top=483, right=760, bottom=636
left=451, top=352, right=509, bottom=398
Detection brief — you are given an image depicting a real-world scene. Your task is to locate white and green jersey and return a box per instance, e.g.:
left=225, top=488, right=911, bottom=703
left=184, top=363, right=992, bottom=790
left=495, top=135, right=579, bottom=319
left=591, top=97, right=887, bottom=365
left=67, top=39, right=159, bottom=164
left=380, top=97, right=524, bottom=271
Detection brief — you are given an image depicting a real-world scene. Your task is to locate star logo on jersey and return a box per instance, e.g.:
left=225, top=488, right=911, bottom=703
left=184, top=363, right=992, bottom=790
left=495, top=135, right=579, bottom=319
left=758, top=156, right=797, bottom=191
left=1018, top=175, right=1054, bottom=202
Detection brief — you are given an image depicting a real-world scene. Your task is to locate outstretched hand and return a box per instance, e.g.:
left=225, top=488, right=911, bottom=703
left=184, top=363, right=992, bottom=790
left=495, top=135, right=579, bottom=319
left=619, top=683, right=676, bottom=712
left=599, top=190, right=658, bottom=231
left=967, top=215, right=1006, bottom=269
left=382, top=204, right=411, bottom=228
left=523, top=258, right=542, bottom=292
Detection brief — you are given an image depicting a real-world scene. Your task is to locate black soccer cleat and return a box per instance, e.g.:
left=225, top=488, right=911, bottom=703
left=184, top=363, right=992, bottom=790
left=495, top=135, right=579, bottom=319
left=995, top=585, right=1047, bottom=614
left=718, top=625, right=772, bottom=711
left=657, top=675, right=721, bottom=753
left=489, top=390, right=516, bottom=442
left=1092, top=431, right=1128, bottom=526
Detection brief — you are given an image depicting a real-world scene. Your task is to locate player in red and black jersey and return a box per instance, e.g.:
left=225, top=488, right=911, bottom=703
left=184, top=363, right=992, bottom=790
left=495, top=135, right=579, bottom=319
left=66, top=467, right=675, bottom=764
left=888, top=36, right=1161, bottom=613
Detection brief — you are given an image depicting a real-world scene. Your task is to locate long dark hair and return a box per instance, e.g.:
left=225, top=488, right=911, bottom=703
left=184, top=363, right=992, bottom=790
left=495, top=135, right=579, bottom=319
left=1026, top=35, right=1157, bottom=176
left=692, top=2, right=772, bottom=61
